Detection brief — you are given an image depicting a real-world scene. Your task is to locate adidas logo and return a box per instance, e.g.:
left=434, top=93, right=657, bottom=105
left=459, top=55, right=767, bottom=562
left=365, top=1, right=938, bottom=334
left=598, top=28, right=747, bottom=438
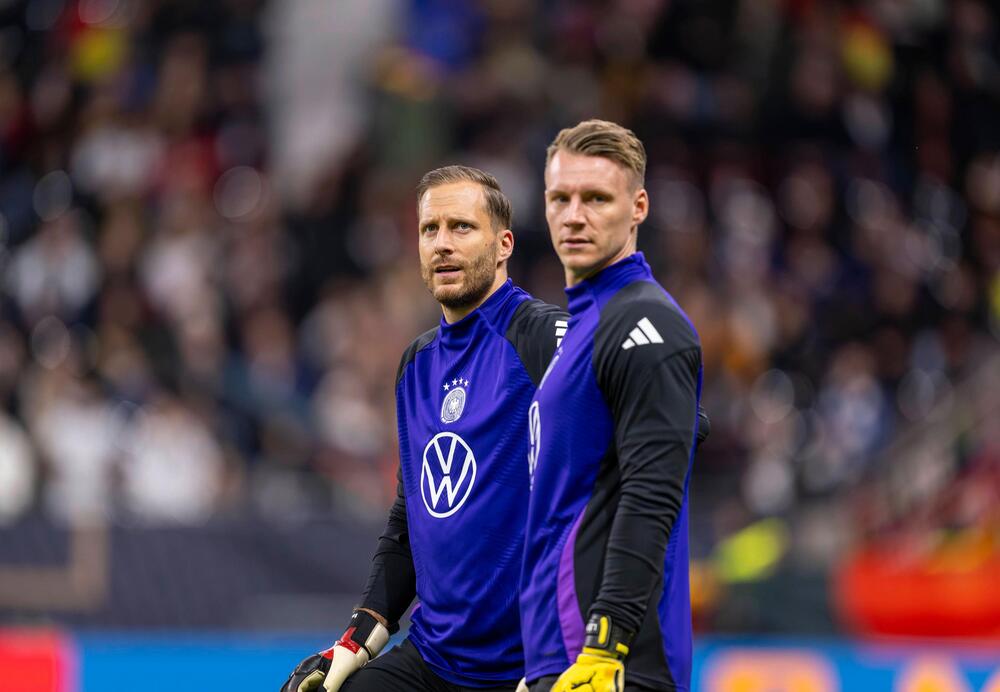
left=555, top=319, right=568, bottom=347
left=621, top=317, right=663, bottom=350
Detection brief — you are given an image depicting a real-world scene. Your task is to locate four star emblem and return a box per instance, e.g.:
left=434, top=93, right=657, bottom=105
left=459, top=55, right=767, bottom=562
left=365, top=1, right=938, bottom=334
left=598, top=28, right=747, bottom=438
left=443, top=378, right=471, bottom=391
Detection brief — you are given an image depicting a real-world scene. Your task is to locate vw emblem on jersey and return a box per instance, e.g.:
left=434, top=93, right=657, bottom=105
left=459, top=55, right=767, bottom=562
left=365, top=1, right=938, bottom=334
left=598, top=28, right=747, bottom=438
left=421, top=432, right=477, bottom=518
left=440, top=377, right=470, bottom=423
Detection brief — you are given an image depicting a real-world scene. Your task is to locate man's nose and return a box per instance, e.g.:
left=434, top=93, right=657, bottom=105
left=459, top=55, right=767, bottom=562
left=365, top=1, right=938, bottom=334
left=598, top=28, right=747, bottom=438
left=564, top=198, right=585, bottom=227
left=432, top=228, right=455, bottom=253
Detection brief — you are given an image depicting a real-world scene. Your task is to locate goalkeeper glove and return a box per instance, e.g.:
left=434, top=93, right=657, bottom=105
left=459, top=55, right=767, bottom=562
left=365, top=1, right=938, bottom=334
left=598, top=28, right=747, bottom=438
left=280, top=610, right=390, bottom=692
left=551, top=613, right=633, bottom=692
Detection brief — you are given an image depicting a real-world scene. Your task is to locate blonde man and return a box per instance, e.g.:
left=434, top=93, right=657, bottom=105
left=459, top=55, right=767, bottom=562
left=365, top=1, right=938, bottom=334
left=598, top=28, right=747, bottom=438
left=520, top=121, right=707, bottom=692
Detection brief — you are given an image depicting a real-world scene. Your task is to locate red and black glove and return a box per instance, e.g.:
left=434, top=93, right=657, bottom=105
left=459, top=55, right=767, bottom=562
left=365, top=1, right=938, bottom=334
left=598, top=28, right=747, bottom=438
left=280, top=610, right=390, bottom=692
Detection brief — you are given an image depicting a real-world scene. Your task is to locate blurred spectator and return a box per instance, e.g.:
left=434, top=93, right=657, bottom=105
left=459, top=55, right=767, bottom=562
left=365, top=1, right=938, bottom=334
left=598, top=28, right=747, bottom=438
left=119, top=391, right=225, bottom=523
left=26, top=366, right=120, bottom=523
left=5, top=211, right=100, bottom=326
left=0, top=411, right=34, bottom=523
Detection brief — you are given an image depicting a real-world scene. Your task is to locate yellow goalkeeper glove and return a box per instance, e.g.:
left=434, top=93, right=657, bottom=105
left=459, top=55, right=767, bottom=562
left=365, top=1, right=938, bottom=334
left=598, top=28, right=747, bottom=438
left=551, top=613, right=632, bottom=692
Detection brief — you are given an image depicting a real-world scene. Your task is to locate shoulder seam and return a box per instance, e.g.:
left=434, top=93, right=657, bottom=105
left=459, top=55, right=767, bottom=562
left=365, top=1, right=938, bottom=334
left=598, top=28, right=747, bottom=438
left=504, top=299, right=567, bottom=341
left=507, top=297, right=566, bottom=320
left=598, top=282, right=697, bottom=343
left=504, top=299, right=568, bottom=386
left=396, top=326, right=439, bottom=385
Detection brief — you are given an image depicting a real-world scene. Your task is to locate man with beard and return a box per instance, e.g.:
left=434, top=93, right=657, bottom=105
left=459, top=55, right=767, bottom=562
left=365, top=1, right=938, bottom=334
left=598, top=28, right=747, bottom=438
left=282, top=166, right=567, bottom=692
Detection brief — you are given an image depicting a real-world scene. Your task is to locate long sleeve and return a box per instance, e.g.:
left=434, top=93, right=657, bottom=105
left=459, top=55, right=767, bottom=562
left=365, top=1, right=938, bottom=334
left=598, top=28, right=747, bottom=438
left=355, top=332, right=439, bottom=630
left=590, top=298, right=701, bottom=631
left=358, top=464, right=416, bottom=631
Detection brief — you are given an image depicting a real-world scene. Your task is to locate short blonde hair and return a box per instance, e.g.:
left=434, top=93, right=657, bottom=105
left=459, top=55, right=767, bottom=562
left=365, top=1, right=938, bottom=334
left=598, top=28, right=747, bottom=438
left=546, top=119, right=646, bottom=188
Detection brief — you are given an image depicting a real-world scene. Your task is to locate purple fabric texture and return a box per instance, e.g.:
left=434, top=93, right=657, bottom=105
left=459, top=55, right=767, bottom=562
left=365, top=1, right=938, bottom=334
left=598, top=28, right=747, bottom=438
left=557, top=509, right=586, bottom=659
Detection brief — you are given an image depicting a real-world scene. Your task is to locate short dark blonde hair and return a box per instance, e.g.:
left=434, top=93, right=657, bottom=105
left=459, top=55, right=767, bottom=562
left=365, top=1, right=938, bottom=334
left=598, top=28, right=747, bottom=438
left=546, top=119, right=646, bottom=188
left=416, top=165, right=513, bottom=230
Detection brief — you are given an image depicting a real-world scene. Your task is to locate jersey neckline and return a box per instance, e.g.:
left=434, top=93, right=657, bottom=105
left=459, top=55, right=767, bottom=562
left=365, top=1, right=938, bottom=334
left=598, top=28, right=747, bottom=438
left=565, top=252, right=653, bottom=316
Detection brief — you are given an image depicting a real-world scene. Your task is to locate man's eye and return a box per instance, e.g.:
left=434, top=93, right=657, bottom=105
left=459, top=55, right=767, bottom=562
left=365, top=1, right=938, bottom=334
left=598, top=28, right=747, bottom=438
left=551, top=195, right=568, bottom=204
left=592, top=195, right=607, bottom=203
left=423, top=224, right=438, bottom=234
left=456, top=222, right=472, bottom=230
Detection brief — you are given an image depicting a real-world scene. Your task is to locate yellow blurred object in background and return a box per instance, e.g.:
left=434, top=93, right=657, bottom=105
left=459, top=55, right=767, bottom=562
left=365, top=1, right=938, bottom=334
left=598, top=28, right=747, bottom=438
left=841, top=21, right=893, bottom=92
left=713, top=518, right=790, bottom=584
left=72, top=27, right=128, bottom=82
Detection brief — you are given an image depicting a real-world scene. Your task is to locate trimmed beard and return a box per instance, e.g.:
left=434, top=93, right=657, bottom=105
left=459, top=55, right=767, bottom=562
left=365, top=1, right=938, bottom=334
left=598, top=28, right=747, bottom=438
left=422, top=242, right=498, bottom=310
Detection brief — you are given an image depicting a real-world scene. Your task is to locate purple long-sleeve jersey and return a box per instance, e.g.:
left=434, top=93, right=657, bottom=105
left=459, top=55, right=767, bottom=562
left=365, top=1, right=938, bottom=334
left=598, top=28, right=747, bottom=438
left=520, top=253, right=704, bottom=691
left=359, top=279, right=566, bottom=687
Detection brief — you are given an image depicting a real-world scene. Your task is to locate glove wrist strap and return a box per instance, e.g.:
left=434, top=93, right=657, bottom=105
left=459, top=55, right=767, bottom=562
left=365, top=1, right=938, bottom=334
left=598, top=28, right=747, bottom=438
left=343, top=610, right=389, bottom=659
left=323, top=610, right=389, bottom=662
left=583, top=612, right=633, bottom=660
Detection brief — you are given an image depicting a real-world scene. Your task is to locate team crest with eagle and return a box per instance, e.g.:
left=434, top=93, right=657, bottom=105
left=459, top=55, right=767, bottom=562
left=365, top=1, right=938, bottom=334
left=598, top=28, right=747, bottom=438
left=441, top=378, right=470, bottom=423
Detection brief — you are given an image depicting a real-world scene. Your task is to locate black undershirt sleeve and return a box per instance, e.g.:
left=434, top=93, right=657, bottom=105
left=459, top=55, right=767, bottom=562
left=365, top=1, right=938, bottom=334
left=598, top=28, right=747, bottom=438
left=356, top=329, right=437, bottom=631
left=590, top=295, right=701, bottom=632
left=358, top=464, right=415, bottom=632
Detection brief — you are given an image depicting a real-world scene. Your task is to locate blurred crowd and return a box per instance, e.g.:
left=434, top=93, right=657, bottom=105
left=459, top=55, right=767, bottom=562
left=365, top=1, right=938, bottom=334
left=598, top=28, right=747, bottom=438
left=0, top=0, right=997, bottom=581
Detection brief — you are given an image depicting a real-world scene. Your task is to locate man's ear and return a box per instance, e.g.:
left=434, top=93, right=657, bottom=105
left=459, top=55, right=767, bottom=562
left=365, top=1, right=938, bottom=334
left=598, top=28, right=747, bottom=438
left=633, top=188, right=649, bottom=227
left=497, top=228, right=514, bottom=263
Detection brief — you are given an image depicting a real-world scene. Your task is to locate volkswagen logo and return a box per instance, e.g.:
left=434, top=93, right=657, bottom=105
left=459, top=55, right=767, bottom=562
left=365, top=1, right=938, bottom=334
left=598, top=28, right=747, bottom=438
left=420, top=432, right=477, bottom=518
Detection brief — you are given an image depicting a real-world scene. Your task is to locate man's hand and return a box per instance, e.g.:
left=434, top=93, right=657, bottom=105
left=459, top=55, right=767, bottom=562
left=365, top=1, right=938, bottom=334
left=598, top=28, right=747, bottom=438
left=551, top=649, right=623, bottom=692
left=280, top=610, right=390, bottom=692
left=551, top=613, right=632, bottom=692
